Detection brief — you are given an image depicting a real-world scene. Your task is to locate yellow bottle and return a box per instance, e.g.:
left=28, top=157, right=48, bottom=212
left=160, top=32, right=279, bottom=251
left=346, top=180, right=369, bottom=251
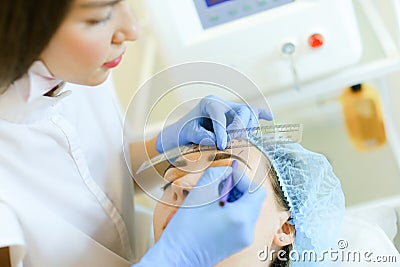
left=340, top=83, right=386, bottom=151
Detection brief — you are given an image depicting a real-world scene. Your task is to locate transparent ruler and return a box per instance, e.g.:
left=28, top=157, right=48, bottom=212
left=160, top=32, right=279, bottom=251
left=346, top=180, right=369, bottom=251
left=136, top=123, right=303, bottom=174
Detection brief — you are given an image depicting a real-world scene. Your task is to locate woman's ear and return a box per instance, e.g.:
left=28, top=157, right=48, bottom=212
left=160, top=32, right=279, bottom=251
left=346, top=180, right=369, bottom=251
left=273, top=211, right=295, bottom=247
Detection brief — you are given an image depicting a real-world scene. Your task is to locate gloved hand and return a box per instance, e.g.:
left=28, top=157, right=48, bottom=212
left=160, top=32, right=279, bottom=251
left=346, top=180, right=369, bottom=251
left=133, top=167, right=266, bottom=267
left=156, top=95, right=273, bottom=152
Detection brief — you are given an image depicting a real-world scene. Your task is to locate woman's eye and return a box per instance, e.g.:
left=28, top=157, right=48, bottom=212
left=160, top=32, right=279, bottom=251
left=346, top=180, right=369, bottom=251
left=87, top=12, right=112, bottom=25
left=161, top=181, right=172, bottom=192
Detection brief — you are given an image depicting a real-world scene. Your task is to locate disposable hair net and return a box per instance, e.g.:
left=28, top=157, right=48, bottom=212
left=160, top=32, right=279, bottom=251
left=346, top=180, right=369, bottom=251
left=248, top=138, right=345, bottom=266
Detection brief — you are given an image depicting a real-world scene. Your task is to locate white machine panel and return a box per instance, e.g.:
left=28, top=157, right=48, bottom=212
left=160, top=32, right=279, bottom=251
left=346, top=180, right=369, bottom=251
left=140, top=0, right=363, bottom=96
left=193, top=0, right=295, bottom=29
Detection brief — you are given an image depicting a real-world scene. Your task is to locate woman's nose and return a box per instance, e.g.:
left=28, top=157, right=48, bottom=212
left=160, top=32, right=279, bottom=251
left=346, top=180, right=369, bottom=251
left=112, top=2, right=138, bottom=44
left=170, top=180, right=191, bottom=203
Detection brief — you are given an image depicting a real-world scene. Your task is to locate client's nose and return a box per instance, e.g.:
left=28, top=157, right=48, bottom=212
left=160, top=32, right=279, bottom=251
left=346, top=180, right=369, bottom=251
left=171, top=180, right=192, bottom=203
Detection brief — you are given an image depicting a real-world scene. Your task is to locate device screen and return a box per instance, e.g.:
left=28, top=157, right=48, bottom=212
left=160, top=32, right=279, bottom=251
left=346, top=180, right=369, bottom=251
left=196, top=0, right=295, bottom=29
left=205, top=0, right=231, bottom=7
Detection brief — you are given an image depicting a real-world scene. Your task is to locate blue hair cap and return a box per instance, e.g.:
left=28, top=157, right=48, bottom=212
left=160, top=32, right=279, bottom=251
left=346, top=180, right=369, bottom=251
left=248, top=138, right=345, bottom=266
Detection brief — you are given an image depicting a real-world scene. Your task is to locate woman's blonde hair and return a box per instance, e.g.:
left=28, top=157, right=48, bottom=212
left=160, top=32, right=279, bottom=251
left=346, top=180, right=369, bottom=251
left=268, top=163, right=294, bottom=267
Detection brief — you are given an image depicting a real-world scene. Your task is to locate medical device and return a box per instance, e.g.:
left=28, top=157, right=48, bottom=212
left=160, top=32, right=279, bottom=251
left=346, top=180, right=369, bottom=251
left=136, top=123, right=303, bottom=174
left=139, top=0, right=362, bottom=96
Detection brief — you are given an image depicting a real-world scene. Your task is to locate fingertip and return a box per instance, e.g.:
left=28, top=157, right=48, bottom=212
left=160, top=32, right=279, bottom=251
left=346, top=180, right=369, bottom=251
left=259, top=109, right=274, bottom=121
left=214, top=126, right=227, bottom=150
left=196, top=166, right=232, bottom=187
left=231, top=170, right=266, bottom=198
left=231, top=169, right=251, bottom=192
left=218, top=137, right=227, bottom=150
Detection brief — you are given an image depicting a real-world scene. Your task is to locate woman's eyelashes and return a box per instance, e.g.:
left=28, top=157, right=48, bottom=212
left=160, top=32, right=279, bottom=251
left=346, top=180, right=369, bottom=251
left=160, top=181, right=190, bottom=197
left=161, top=181, right=173, bottom=192
left=87, top=11, right=112, bottom=25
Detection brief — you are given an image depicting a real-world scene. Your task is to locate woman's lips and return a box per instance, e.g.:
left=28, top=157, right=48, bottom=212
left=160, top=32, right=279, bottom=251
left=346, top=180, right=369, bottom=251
left=103, top=53, right=124, bottom=68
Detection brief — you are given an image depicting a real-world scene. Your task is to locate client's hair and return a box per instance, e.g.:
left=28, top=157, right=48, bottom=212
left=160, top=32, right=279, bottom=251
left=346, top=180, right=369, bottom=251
left=268, top=164, right=293, bottom=267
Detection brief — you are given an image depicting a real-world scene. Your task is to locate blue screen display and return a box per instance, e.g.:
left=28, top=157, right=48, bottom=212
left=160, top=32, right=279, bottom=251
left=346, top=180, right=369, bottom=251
left=206, top=0, right=231, bottom=7
left=195, top=0, right=294, bottom=29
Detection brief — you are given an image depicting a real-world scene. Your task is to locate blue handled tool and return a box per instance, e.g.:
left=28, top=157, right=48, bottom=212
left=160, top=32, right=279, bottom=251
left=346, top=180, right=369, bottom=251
left=219, top=160, right=238, bottom=207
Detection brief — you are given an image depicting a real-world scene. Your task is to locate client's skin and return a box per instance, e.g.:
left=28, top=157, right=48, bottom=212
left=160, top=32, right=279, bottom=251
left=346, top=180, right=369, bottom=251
left=153, top=144, right=295, bottom=266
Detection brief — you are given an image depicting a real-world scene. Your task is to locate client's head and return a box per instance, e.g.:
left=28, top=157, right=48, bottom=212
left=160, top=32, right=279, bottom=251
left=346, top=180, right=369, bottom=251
left=153, top=139, right=345, bottom=267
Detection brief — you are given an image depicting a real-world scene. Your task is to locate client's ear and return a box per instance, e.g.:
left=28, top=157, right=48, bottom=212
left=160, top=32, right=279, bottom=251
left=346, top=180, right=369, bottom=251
left=273, top=211, right=295, bottom=247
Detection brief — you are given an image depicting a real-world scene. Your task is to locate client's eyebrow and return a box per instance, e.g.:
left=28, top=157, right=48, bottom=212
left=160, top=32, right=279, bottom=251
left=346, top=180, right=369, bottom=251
left=210, top=153, right=252, bottom=170
left=163, top=159, right=188, bottom=175
left=79, top=0, right=122, bottom=8
left=162, top=152, right=252, bottom=190
left=164, top=152, right=251, bottom=175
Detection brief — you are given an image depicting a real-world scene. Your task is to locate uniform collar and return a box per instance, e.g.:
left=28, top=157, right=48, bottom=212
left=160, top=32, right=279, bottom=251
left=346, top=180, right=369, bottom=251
left=0, top=61, right=71, bottom=123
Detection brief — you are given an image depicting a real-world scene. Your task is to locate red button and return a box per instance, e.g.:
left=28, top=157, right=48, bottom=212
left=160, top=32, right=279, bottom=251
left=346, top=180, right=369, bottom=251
left=308, top=33, right=324, bottom=49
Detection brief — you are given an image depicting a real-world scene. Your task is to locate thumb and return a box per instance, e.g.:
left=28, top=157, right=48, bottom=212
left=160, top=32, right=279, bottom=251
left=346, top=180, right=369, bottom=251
left=231, top=169, right=267, bottom=202
left=196, top=166, right=232, bottom=187
left=182, top=166, right=232, bottom=207
left=228, top=170, right=266, bottom=220
left=258, top=109, right=274, bottom=121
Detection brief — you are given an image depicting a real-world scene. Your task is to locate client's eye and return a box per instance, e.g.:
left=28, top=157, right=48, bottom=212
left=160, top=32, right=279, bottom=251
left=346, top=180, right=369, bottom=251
left=86, top=11, right=112, bottom=25
left=161, top=181, right=173, bottom=191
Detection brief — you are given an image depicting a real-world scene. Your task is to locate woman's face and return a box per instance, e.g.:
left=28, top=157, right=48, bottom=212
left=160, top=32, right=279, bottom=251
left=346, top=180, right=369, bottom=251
left=40, top=0, right=137, bottom=85
left=153, top=145, right=293, bottom=266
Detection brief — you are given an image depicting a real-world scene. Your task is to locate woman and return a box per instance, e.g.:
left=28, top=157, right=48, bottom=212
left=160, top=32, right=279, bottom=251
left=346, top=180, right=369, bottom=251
left=153, top=140, right=345, bottom=266
left=0, top=0, right=271, bottom=266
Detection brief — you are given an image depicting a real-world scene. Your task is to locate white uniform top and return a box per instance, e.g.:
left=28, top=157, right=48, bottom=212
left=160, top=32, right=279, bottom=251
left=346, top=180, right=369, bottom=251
left=0, top=62, right=150, bottom=267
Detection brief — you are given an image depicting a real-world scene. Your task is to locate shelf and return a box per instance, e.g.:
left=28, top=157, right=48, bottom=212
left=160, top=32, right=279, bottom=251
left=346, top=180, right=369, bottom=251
left=257, top=57, right=400, bottom=113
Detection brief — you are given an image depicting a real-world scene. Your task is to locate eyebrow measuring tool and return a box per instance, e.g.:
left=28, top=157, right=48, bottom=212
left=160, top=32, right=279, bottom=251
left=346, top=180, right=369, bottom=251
left=136, top=123, right=303, bottom=174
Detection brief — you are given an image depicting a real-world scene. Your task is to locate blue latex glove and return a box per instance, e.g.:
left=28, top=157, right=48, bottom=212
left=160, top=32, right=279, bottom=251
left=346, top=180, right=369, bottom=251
left=133, top=167, right=266, bottom=267
left=156, top=95, right=273, bottom=152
